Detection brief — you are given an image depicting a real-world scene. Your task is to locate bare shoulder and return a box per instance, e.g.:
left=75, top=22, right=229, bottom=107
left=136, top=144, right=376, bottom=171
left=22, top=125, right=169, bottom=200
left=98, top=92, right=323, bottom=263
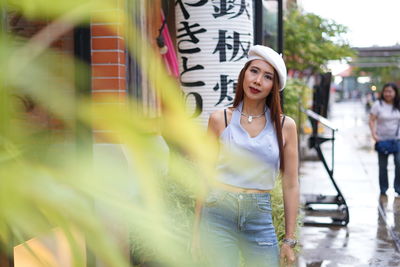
left=281, top=115, right=297, bottom=133
left=281, top=115, right=297, bottom=148
left=208, top=108, right=233, bottom=136
left=209, top=109, right=223, bottom=124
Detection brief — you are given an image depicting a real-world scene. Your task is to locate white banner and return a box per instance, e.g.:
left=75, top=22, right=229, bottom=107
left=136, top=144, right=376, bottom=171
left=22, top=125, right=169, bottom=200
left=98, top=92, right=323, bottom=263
left=175, top=0, right=254, bottom=126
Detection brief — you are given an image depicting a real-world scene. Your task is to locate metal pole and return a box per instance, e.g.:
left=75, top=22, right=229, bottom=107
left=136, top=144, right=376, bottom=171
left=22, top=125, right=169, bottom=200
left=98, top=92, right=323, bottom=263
left=277, top=0, right=283, bottom=54
left=254, top=0, right=263, bottom=45
left=74, top=26, right=92, bottom=149
left=332, top=129, right=335, bottom=177
left=73, top=26, right=94, bottom=267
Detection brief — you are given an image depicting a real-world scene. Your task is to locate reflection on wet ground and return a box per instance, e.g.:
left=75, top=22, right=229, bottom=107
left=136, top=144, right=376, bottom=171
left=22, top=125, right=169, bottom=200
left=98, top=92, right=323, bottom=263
left=298, top=100, right=400, bottom=266
left=378, top=195, right=400, bottom=252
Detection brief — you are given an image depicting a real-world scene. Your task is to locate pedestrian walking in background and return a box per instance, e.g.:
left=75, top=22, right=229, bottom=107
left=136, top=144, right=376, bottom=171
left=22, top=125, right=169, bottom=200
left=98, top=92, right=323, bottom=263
left=191, top=45, right=299, bottom=266
left=369, top=82, right=400, bottom=196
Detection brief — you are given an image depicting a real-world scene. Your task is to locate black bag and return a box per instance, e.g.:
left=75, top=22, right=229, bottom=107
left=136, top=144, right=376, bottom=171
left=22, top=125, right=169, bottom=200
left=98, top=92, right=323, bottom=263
left=375, top=139, right=400, bottom=154
left=375, top=118, right=400, bottom=154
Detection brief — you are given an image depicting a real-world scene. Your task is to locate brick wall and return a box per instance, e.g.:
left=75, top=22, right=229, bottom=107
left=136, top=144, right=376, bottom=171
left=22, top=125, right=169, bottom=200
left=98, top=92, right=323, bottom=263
left=7, top=0, right=165, bottom=143
left=90, top=2, right=128, bottom=143
left=91, top=17, right=127, bottom=103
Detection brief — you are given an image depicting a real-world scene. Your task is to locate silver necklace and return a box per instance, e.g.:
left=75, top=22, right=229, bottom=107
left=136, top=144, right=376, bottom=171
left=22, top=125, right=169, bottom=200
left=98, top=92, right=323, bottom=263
left=240, top=111, right=265, bottom=123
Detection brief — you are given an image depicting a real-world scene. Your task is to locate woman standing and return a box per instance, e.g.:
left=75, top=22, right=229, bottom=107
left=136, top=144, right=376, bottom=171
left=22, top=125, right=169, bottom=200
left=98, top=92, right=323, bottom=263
left=192, top=45, right=299, bottom=266
left=369, top=83, right=400, bottom=196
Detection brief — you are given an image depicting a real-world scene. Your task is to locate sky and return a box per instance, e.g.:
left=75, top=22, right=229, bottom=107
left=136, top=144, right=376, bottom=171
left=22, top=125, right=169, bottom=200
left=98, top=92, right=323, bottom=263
left=299, top=0, right=400, bottom=48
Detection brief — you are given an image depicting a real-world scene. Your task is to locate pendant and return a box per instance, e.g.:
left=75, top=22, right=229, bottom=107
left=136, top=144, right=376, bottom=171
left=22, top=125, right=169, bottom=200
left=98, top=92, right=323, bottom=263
left=248, top=116, right=253, bottom=123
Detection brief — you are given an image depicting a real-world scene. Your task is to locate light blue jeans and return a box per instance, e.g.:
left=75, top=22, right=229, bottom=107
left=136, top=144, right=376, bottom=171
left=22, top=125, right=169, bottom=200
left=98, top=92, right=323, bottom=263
left=200, top=189, right=279, bottom=267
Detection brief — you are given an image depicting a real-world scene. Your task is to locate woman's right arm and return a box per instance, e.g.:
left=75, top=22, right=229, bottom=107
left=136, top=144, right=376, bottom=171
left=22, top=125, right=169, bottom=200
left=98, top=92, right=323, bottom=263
left=191, top=197, right=204, bottom=258
left=191, top=110, right=224, bottom=257
left=369, top=113, right=379, bottom=142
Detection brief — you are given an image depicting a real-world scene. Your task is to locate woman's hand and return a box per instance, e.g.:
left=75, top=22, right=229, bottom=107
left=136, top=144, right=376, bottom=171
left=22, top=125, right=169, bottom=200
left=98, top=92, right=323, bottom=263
left=191, top=197, right=204, bottom=261
left=369, top=114, right=379, bottom=142
left=372, top=133, right=379, bottom=142
left=280, top=243, right=296, bottom=266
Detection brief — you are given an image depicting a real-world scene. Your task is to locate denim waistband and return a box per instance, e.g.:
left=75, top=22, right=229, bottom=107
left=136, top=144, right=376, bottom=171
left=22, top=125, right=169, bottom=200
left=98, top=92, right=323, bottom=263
left=208, top=188, right=271, bottom=201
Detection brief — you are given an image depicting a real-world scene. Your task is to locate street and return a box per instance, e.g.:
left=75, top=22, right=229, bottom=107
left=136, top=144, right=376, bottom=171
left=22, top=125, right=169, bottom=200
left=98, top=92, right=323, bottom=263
left=298, top=100, right=400, bottom=266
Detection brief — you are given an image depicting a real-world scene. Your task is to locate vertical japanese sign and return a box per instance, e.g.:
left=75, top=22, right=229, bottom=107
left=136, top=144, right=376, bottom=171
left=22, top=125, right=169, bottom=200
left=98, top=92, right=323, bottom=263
left=175, top=0, right=254, bottom=126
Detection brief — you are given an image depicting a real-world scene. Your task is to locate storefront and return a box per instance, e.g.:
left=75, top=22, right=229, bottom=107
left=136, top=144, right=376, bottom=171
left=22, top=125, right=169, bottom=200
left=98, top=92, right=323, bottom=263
left=168, top=0, right=284, bottom=125
left=1, top=1, right=284, bottom=265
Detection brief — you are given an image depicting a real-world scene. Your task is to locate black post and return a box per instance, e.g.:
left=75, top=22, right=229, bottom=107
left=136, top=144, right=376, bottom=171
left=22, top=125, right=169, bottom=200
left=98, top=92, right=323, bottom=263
left=277, top=0, right=283, bottom=54
left=74, top=26, right=92, bottom=148
left=73, top=26, right=94, bottom=266
left=253, top=0, right=263, bottom=45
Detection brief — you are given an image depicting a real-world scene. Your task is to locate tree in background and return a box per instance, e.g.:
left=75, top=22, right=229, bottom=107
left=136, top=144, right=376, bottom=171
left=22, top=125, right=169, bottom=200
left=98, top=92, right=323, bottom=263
left=0, top=1, right=216, bottom=266
left=353, top=61, right=400, bottom=90
left=284, top=7, right=355, bottom=76
left=282, top=6, right=354, bottom=135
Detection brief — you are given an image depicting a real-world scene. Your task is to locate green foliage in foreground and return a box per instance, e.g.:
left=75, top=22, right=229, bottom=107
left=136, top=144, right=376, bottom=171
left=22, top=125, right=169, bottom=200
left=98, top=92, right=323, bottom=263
left=130, top=174, right=301, bottom=265
left=0, top=1, right=303, bottom=266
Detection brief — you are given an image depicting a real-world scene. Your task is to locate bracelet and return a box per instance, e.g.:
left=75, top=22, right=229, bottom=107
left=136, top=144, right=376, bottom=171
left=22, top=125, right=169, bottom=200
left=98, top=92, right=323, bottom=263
left=282, top=238, right=298, bottom=248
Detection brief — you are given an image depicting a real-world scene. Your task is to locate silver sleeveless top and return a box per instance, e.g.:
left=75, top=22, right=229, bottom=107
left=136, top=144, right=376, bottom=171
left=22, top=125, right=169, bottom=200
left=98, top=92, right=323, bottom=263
left=216, top=102, right=280, bottom=190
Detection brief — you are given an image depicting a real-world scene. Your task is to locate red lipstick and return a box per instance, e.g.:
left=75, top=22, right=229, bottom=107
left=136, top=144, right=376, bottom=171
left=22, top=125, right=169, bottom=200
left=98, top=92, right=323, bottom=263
left=249, top=87, right=261, bottom=94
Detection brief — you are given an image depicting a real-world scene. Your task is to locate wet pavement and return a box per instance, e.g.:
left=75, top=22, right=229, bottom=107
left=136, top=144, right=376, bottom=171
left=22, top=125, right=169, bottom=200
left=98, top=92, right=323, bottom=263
left=298, top=100, right=400, bottom=266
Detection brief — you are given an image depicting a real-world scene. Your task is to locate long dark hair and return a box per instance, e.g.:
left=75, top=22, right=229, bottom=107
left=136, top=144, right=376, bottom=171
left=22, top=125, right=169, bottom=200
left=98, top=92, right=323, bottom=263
left=379, top=82, right=400, bottom=111
left=232, top=61, right=285, bottom=172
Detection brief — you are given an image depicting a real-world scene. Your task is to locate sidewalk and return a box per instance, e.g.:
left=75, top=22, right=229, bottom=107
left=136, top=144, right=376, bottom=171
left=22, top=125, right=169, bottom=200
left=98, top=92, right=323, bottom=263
left=298, top=100, right=400, bottom=266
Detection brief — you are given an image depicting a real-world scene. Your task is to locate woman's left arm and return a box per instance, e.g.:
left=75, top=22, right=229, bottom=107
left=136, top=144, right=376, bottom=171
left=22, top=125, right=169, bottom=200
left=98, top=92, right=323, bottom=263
left=280, top=116, right=300, bottom=265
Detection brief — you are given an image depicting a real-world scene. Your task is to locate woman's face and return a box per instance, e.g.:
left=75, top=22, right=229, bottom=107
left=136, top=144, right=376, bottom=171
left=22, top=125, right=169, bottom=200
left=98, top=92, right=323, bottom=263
left=242, top=60, right=275, bottom=101
left=382, top=86, right=396, bottom=103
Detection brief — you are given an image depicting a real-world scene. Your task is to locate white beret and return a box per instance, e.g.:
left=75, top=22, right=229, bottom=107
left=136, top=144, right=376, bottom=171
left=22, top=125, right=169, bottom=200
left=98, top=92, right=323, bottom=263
left=246, top=45, right=287, bottom=91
